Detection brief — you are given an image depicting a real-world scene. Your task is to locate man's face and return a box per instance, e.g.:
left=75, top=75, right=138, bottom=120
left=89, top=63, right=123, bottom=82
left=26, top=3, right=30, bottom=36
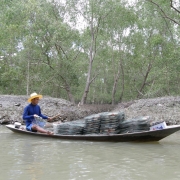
left=31, top=98, right=39, bottom=105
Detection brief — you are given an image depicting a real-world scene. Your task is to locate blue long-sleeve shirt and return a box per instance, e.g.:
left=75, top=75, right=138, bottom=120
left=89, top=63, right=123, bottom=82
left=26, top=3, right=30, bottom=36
left=22, top=103, right=48, bottom=127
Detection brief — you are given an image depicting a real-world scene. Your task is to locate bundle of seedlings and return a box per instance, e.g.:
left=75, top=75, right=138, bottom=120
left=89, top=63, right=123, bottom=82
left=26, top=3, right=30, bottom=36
left=99, top=112, right=125, bottom=134
left=119, top=116, right=151, bottom=134
left=83, top=114, right=101, bottom=134
left=53, top=119, right=85, bottom=135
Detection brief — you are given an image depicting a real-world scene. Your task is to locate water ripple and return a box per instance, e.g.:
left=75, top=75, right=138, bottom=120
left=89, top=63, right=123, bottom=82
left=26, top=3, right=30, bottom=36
left=1, top=126, right=180, bottom=180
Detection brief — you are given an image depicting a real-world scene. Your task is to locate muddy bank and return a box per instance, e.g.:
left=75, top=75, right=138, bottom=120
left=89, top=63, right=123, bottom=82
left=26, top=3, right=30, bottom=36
left=114, top=96, right=180, bottom=125
left=0, top=95, right=115, bottom=124
left=0, top=95, right=180, bottom=125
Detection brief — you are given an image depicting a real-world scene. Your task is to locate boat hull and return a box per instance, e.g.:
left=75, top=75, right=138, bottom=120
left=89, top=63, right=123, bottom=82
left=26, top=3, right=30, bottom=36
left=6, top=124, right=180, bottom=142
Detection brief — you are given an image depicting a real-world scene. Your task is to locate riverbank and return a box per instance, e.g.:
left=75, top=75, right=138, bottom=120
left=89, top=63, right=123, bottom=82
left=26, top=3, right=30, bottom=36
left=0, top=95, right=115, bottom=124
left=0, top=95, right=180, bottom=125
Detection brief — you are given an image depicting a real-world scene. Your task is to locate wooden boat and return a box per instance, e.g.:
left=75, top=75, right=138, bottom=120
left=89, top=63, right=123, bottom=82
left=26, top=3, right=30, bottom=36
left=5, top=124, right=180, bottom=142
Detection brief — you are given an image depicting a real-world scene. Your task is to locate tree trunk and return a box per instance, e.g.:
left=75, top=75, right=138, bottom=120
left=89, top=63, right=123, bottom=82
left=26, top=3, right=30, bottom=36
left=81, top=16, right=95, bottom=105
left=80, top=58, right=93, bottom=104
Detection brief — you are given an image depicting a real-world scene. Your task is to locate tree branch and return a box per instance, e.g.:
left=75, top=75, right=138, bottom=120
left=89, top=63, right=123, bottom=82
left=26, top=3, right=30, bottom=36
left=170, top=0, right=180, bottom=14
left=55, top=43, right=69, bottom=60
left=90, top=73, right=99, bottom=84
left=148, top=0, right=180, bottom=25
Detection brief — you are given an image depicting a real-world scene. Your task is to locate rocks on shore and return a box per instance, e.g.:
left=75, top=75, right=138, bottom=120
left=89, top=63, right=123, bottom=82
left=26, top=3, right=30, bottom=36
left=0, top=95, right=115, bottom=125
left=1, top=95, right=180, bottom=126
left=115, top=96, right=180, bottom=125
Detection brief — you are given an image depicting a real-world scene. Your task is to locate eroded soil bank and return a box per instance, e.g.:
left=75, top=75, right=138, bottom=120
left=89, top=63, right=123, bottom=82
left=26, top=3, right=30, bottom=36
left=0, top=95, right=180, bottom=125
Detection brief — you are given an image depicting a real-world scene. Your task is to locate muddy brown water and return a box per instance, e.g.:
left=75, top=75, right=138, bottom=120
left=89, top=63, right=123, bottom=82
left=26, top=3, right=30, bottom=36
left=1, top=125, right=180, bottom=180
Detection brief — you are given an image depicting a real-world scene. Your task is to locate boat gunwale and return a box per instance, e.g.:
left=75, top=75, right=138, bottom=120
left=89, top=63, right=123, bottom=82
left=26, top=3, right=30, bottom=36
left=5, top=124, right=180, bottom=142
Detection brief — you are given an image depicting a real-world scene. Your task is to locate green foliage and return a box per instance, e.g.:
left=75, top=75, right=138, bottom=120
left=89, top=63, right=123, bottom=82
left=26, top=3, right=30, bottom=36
left=0, top=0, right=180, bottom=104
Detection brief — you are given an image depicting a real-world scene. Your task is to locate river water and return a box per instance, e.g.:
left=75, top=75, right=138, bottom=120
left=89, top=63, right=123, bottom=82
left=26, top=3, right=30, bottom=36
left=1, top=125, right=180, bottom=180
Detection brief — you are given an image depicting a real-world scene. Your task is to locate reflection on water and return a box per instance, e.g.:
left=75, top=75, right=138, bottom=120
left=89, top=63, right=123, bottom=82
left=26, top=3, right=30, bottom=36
left=1, top=125, right=180, bottom=180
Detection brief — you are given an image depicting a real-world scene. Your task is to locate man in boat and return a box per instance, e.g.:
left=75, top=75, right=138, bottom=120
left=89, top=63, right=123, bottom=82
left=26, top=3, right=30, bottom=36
left=22, top=92, right=54, bottom=135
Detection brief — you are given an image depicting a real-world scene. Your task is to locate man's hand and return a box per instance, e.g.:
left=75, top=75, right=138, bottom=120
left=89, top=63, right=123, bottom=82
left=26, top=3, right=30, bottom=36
left=47, top=114, right=60, bottom=122
left=34, top=114, right=39, bottom=118
left=47, top=117, right=53, bottom=122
